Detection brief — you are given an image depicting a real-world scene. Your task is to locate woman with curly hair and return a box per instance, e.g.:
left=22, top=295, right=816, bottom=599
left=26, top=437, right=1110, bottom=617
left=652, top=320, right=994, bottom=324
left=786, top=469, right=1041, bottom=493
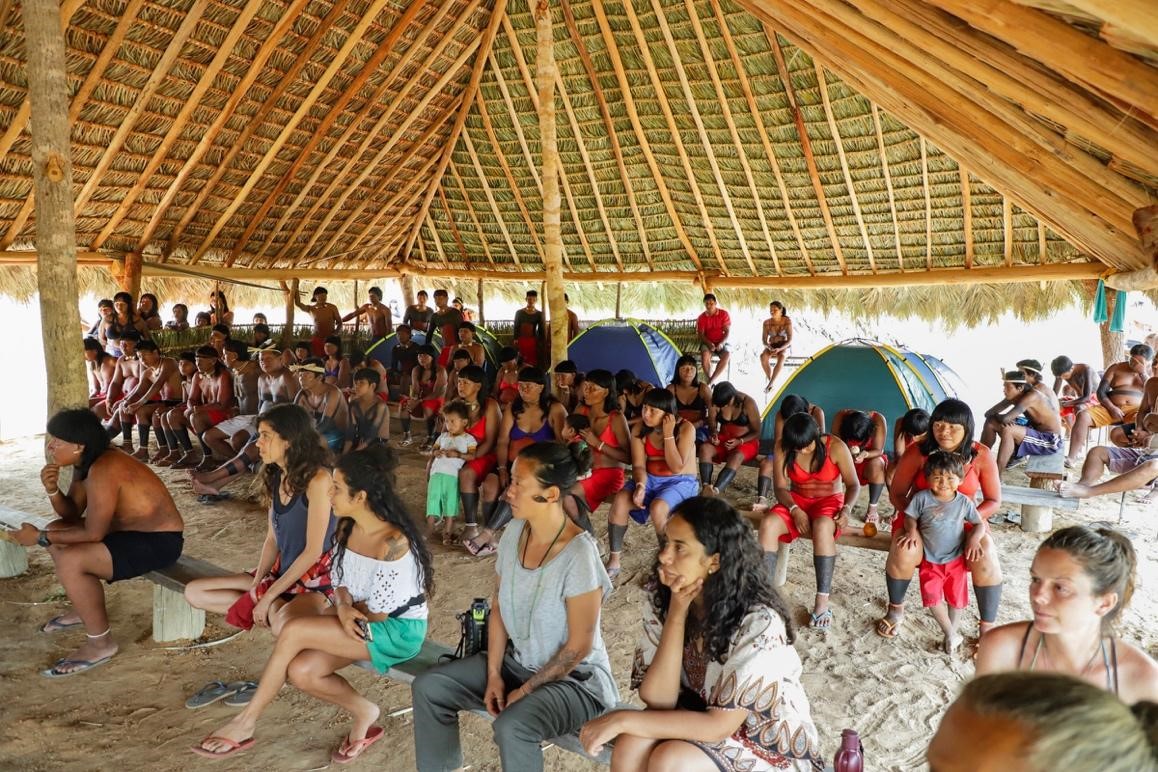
left=194, top=444, right=432, bottom=761
left=580, top=497, right=823, bottom=771
left=184, top=404, right=335, bottom=636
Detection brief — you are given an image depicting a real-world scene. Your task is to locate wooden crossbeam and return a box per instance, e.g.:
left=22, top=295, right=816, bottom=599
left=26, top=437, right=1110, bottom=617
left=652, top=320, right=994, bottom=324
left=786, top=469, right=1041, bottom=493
left=91, top=0, right=265, bottom=252
left=815, top=64, right=875, bottom=273
left=448, top=160, right=496, bottom=266
left=767, top=29, right=846, bottom=273
left=223, top=0, right=428, bottom=267
left=870, top=104, right=904, bottom=271
left=960, top=165, right=973, bottom=269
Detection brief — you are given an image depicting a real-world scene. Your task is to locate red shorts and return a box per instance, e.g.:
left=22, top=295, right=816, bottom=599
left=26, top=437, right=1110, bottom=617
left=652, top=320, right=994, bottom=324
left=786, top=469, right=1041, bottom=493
left=770, top=492, right=845, bottom=543
left=310, top=336, right=326, bottom=357
left=919, top=556, right=969, bottom=608
left=515, top=337, right=539, bottom=366
left=438, top=347, right=453, bottom=369
left=581, top=466, right=626, bottom=511
left=204, top=408, right=230, bottom=426
left=419, top=398, right=444, bottom=413
left=464, top=452, right=497, bottom=480
left=710, top=437, right=758, bottom=464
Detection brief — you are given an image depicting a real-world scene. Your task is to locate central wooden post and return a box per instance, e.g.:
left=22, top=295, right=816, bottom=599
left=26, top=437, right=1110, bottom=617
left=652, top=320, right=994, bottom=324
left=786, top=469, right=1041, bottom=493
left=119, top=252, right=143, bottom=298
left=25, top=0, right=88, bottom=415
left=535, top=0, right=567, bottom=369
left=280, top=278, right=298, bottom=349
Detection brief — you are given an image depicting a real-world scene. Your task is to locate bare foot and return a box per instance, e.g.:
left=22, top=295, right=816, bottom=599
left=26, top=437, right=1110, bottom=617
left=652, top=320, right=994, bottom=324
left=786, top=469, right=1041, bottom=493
left=1057, top=482, right=1091, bottom=499
left=345, top=700, right=381, bottom=747
left=191, top=478, right=222, bottom=496
left=197, top=714, right=257, bottom=755
left=50, top=632, right=119, bottom=674
left=943, top=632, right=963, bottom=655
left=130, top=447, right=150, bottom=461
left=149, top=448, right=171, bottom=464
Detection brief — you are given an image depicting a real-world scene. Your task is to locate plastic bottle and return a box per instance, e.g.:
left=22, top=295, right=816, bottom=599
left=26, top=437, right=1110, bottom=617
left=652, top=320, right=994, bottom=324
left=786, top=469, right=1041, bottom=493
left=833, top=728, right=864, bottom=772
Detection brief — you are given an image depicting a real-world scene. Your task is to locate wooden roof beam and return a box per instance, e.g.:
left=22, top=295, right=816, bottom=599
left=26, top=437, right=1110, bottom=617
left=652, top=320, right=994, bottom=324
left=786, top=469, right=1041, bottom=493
left=425, top=212, right=450, bottom=267
left=767, top=30, right=846, bottom=274
left=163, top=0, right=355, bottom=258
left=460, top=129, right=521, bottom=265
left=815, top=65, right=875, bottom=273
left=398, top=0, right=509, bottom=265
left=448, top=159, right=496, bottom=267
left=559, top=0, right=652, bottom=269
left=92, top=0, right=266, bottom=252
left=960, top=165, right=973, bottom=269
left=1065, top=0, right=1158, bottom=51
left=256, top=0, right=477, bottom=266
left=629, top=0, right=730, bottom=276
left=223, top=0, right=428, bottom=267
left=870, top=104, right=904, bottom=271
left=589, top=0, right=704, bottom=273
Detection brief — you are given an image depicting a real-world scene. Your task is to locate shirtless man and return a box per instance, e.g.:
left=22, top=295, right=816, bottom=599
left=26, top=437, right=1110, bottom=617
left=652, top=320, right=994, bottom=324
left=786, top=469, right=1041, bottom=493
left=1051, top=355, right=1098, bottom=431
left=293, top=285, right=342, bottom=357
left=564, top=293, right=581, bottom=341
left=163, top=346, right=234, bottom=469
left=165, top=303, right=190, bottom=332
left=293, top=358, right=349, bottom=452
left=759, top=300, right=792, bottom=392
left=454, top=321, right=486, bottom=367
left=208, top=324, right=230, bottom=357
left=342, top=285, right=393, bottom=340
left=190, top=348, right=297, bottom=499
left=430, top=289, right=464, bottom=368
left=512, top=289, right=545, bottom=366
left=982, top=370, right=1064, bottom=470
left=84, top=338, right=116, bottom=408
left=1067, top=344, right=1153, bottom=465
left=1016, top=359, right=1060, bottom=411
left=8, top=408, right=182, bottom=676
left=118, top=340, right=183, bottom=462
left=198, top=341, right=260, bottom=467
left=696, top=293, right=731, bottom=385
left=403, top=290, right=434, bottom=335
left=96, top=329, right=142, bottom=441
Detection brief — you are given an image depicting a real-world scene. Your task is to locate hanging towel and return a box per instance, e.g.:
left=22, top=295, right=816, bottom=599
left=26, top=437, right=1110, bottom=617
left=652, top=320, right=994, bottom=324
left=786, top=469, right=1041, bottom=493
left=1110, top=289, right=1127, bottom=333
left=1092, top=279, right=1108, bottom=324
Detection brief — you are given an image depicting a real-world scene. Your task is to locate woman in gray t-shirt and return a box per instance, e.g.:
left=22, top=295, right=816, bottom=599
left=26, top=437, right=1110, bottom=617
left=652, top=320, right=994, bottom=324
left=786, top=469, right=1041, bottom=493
left=412, top=441, right=618, bottom=772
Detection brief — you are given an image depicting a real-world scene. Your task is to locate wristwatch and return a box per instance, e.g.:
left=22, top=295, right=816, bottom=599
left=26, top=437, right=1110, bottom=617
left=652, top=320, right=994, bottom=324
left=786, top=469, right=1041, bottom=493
left=37, top=530, right=51, bottom=548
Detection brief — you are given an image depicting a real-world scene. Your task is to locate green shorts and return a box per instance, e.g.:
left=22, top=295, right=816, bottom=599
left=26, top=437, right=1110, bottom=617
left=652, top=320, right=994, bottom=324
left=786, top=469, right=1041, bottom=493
left=366, top=617, right=427, bottom=674
left=426, top=472, right=460, bottom=518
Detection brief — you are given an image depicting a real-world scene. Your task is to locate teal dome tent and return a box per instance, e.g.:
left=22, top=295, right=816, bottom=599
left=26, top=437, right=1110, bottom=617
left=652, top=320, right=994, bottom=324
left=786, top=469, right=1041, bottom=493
left=568, top=319, right=682, bottom=386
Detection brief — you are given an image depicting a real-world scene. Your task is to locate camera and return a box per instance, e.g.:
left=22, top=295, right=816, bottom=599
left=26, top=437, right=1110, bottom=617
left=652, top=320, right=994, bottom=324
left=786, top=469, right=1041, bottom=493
left=454, top=597, right=490, bottom=659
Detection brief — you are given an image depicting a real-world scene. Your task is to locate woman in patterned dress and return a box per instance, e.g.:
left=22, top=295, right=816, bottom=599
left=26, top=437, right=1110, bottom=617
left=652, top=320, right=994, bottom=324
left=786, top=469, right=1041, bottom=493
left=580, top=496, right=824, bottom=771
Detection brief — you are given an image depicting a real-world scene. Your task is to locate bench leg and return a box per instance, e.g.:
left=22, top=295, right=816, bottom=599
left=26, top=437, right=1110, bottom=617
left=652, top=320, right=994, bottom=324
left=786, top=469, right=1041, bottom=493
left=1021, top=478, right=1054, bottom=533
left=153, top=584, right=206, bottom=642
left=0, top=540, right=28, bottom=578
left=773, top=542, right=791, bottom=588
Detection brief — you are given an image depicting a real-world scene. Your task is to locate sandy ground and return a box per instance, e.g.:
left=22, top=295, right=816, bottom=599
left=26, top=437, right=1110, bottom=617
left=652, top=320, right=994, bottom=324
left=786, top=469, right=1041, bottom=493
left=0, top=434, right=1155, bottom=772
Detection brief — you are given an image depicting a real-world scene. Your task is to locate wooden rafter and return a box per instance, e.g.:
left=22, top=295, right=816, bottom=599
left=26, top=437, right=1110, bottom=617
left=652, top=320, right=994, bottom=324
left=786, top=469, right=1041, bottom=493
left=474, top=90, right=546, bottom=258
left=461, top=129, right=520, bottom=265
left=425, top=212, right=450, bottom=267
left=559, top=0, right=651, bottom=269
left=712, top=0, right=804, bottom=275
left=1038, top=222, right=1048, bottom=265
left=448, top=159, right=495, bottom=266
left=398, top=0, right=508, bottom=266
left=494, top=21, right=599, bottom=270
left=92, top=0, right=265, bottom=252
left=1003, top=196, right=1013, bottom=267
left=355, top=166, right=448, bottom=265
left=870, top=104, right=903, bottom=270
left=628, top=0, right=729, bottom=275
left=589, top=0, right=704, bottom=272
left=437, top=185, right=469, bottom=263
left=164, top=0, right=354, bottom=258
left=815, top=64, right=875, bottom=273
left=1064, top=0, right=1158, bottom=50
left=254, top=0, right=474, bottom=266
left=651, top=0, right=753, bottom=275
left=311, top=35, right=484, bottom=261
left=189, top=0, right=395, bottom=265
left=549, top=75, right=605, bottom=272
left=960, top=165, right=973, bottom=269
left=223, top=0, right=428, bottom=267
left=921, top=137, right=931, bottom=270
left=767, top=29, right=846, bottom=273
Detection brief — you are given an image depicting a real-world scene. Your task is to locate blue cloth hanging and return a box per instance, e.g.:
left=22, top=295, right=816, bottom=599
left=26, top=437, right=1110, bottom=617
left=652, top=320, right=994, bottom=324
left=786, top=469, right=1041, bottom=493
left=1110, top=289, right=1127, bottom=333
left=1092, top=279, right=1108, bottom=324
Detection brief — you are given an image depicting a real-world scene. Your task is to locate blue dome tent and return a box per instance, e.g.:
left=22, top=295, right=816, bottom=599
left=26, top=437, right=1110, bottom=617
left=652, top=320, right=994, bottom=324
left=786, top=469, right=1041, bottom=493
left=365, top=325, right=502, bottom=373
left=567, top=319, right=682, bottom=386
left=761, top=339, right=962, bottom=452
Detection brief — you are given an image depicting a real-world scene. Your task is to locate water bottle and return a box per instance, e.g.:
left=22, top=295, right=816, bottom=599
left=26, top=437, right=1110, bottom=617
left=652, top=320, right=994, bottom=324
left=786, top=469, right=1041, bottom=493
left=833, top=728, right=864, bottom=772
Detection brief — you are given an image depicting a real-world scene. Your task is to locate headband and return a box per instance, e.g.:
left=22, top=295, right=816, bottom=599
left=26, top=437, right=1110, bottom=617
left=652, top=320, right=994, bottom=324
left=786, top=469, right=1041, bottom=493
left=291, top=363, right=325, bottom=374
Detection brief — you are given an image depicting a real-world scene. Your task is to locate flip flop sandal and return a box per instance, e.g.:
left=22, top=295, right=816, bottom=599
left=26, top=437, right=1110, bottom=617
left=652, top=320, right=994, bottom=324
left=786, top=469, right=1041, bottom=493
left=185, top=680, right=243, bottom=709
left=606, top=566, right=622, bottom=581
left=875, top=617, right=900, bottom=639
left=190, top=736, right=256, bottom=759
left=331, top=726, right=385, bottom=764
left=809, top=609, right=833, bottom=631
left=197, top=493, right=232, bottom=504
left=41, top=654, right=115, bottom=678
left=222, top=681, right=258, bottom=707
left=39, top=615, right=85, bottom=634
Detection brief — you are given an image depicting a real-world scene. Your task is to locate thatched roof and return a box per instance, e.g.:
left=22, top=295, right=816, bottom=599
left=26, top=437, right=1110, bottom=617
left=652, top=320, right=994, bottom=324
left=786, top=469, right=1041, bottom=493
left=0, top=0, right=1155, bottom=290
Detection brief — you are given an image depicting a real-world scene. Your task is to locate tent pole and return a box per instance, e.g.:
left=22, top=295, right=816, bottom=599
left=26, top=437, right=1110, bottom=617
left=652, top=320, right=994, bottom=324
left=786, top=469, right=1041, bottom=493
left=536, top=0, right=567, bottom=369
left=25, top=0, right=87, bottom=416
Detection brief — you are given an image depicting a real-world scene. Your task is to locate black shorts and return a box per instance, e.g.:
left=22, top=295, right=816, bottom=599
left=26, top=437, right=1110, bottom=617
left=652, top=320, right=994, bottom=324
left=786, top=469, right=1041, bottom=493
left=103, top=531, right=183, bottom=583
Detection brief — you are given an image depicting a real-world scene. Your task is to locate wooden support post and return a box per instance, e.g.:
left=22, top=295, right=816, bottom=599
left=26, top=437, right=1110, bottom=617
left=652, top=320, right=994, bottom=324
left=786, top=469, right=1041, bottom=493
left=119, top=251, right=142, bottom=298
left=280, top=279, right=298, bottom=349
left=614, top=282, right=622, bottom=321
left=537, top=0, right=567, bottom=376
left=400, top=274, right=415, bottom=311
left=0, top=541, right=28, bottom=578
left=24, top=0, right=88, bottom=415
left=773, top=542, right=790, bottom=587
left=476, top=277, right=485, bottom=325
left=152, top=584, right=206, bottom=642
left=1022, top=478, right=1054, bottom=533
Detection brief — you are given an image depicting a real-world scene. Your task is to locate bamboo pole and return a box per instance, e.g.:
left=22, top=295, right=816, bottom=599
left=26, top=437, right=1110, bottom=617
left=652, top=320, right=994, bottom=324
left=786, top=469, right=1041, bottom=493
left=476, top=277, right=485, bottom=325
left=25, top=0, right=87, bottom=414
left=279, top=280, right=297, bottom=349
left=536, top=0, right=566, bottom=369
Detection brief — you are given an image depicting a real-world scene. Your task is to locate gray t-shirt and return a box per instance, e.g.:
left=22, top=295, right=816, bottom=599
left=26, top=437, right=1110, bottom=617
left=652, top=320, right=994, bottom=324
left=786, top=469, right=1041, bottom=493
left=496, top=520, right=618, bottom=710
left=905, top=489, right=981, bottom=564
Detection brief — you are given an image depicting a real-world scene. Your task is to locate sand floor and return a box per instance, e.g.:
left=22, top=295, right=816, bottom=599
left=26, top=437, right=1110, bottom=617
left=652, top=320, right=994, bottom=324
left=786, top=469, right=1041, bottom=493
left=0, top=434, right=1154, bottom=771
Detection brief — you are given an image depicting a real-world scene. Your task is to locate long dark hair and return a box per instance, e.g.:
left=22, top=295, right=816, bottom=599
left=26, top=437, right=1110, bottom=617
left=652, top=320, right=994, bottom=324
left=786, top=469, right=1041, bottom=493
left=46, top=408, right=110, bottom=480
left=584, top=369, right=618, bottom=414
left=781, top=413, right=825, bottom=474
left=512, top=366, right=553, bottom=418
left=331, top=444, right=433, bottom=596
left=649, top=497, right=795, bottom=661
left=637, top=388, right=678, bottom=439
left=259, top=404, right=330, bottom=499
left=918, top=398, right=977, bottom=462
left=669, top=354, right=700, bottom=387
left=138, top=292, right=160, bottom=320
left=517, top=441, right=592, bottom=493
left=711, top=381, right=742, bottom=410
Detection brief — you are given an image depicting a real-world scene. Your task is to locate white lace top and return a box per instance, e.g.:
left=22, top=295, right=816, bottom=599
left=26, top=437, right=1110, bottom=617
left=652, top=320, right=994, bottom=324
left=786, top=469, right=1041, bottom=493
left=335, top=547, right=427, bottom=620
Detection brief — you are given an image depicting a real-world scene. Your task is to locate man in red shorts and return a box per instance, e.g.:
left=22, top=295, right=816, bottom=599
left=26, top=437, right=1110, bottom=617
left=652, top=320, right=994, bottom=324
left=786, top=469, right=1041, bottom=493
left=430, top=289, right=464, bottom=369
left=292, top=285, right=342, bottom=357
left=696, top=293, right=731, bottom=384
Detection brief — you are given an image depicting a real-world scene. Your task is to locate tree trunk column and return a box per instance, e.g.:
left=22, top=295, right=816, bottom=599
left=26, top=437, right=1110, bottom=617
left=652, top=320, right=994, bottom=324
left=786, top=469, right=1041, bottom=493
left=280, top=278, right=298, bottom=349
left=400, top=274, right=415, bottom=310
left=119, top=252, right=142, bottom=298
left=25, top=0, right=88, bottom=415
left=535, top=0, right=567, bottom=369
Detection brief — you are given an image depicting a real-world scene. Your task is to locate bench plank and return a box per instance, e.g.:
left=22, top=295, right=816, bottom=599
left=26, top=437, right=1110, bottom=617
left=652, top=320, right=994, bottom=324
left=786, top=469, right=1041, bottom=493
left=1025, top=453, right=1065, bottom=481
left=1000, top=485, right=1080, bottom=511
left=144, top=555, right=233, bottom=593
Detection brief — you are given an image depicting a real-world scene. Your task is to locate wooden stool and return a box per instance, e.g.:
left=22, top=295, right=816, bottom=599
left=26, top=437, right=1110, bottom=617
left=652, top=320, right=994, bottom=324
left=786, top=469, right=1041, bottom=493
left=1022, top=453, right=1066, bottom=532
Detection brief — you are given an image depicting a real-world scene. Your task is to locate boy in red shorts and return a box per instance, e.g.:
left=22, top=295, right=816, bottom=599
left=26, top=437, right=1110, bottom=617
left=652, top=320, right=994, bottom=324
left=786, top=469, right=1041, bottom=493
left=899, top=451, right=987, bottom=655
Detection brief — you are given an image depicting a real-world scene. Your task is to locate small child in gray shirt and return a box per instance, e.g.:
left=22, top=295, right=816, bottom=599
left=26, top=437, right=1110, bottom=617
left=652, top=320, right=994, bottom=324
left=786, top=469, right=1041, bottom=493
left=901, top=451, right=988, bottom=655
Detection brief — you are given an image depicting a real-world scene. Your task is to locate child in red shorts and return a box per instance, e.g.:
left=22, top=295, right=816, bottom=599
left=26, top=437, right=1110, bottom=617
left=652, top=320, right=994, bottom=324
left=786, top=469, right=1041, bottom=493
left=899, top=451, right=988, bottom=654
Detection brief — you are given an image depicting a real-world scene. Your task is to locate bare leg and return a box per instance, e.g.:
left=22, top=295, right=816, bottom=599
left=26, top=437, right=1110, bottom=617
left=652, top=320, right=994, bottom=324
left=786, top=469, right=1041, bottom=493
left=45, top=543, right=119, bottom=673
left=288, top=649, right=380, bottom=749
left=700, top=349, right=712, bottom=382
left=1061, top=460, right=1158, bottom=499
left=930, top=602, right=964, bottom=653
left=184, top=573, right=253, bottom=615
left=769, top=350, right=787, bottom=387
left=979, top=417, right=999, bottom=449
left=648, top=499, right=672, bottom=538
left=708, top=351, right=729, bottom=384
left=759, top=349, right=773, bottom=383
left=1067, top=410, right=1094, bottom=463
left=202, top=427, right=234, bottom=461
left=609, top=733, right=663, bottom=772
left=995, top=424, right=1027, bottom=470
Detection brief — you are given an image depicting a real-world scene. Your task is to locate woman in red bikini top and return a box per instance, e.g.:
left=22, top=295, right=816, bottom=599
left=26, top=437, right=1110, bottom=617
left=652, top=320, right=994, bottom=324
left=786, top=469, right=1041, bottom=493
left=637, top=391, right=697, bottom=477
left=493, top=348, right=521, bottom=405
left=782, top=433, right=850, bottom=500
left=576, top=369, right=630, bottom=470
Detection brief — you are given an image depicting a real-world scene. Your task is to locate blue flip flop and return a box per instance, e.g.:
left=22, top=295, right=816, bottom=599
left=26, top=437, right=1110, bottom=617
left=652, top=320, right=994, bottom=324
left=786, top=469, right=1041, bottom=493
left=185, top=680, right=243, bottom=709
left=39, top=615, right=85, bottom=634
left=41, top=654, right=115, bottom=678
left=222, top=681, right=258, bottom=707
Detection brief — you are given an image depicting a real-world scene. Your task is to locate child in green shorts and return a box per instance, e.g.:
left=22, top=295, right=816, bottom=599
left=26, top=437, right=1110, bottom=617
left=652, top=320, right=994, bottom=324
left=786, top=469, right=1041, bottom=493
left=425, top=400, right=477, bottom=544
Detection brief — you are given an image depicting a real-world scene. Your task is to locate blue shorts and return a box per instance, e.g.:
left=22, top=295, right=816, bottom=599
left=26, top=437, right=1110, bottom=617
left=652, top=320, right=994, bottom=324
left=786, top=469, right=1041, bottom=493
left=1013, top=428, right=1063, bottom=459
left=624, top=474, right=699, bottom=524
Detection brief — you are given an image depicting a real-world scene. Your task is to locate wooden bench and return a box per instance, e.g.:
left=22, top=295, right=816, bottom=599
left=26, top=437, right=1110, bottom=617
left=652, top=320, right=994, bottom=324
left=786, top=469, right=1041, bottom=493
left=740, top=510, right=890, bottom=586
left=1000, top=453, right=1076, bottom=533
